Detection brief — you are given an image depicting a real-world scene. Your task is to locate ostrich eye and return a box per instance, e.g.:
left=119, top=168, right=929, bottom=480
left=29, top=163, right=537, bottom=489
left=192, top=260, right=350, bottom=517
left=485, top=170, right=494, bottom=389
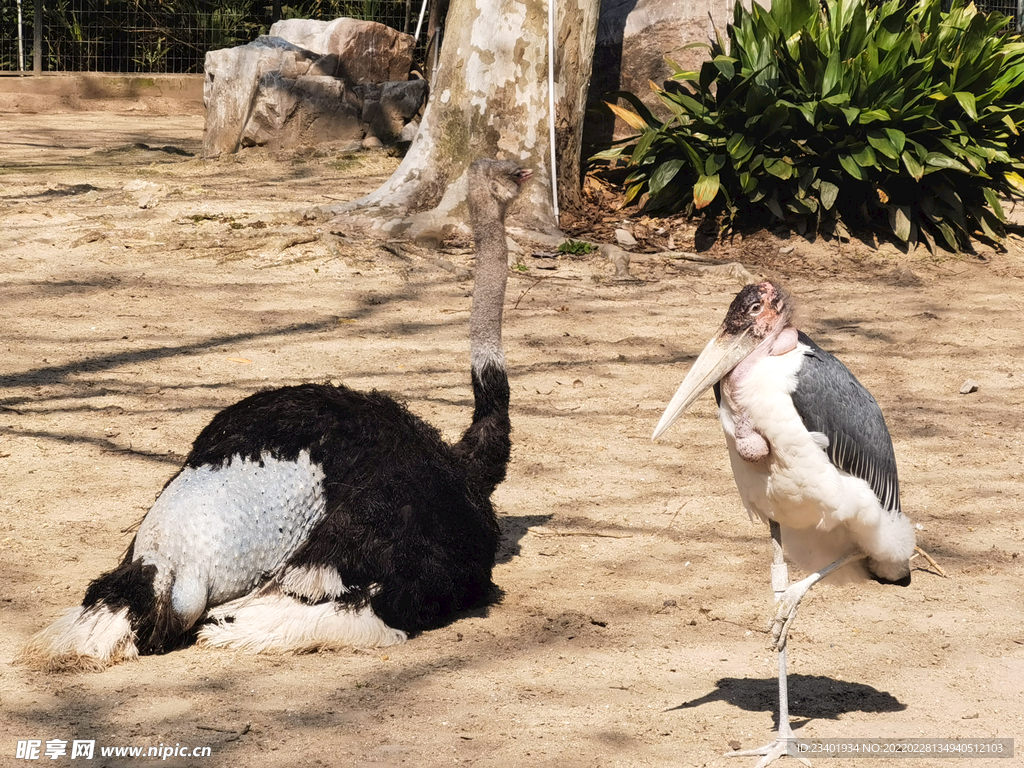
left=748, top=302, right=763, bottom=316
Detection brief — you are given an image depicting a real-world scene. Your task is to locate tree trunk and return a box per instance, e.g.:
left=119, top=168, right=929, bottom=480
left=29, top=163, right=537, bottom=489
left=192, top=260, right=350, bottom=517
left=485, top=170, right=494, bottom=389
left=324, top=0, right=600, bottom=242
left=552, top=0, right=601, bottom=215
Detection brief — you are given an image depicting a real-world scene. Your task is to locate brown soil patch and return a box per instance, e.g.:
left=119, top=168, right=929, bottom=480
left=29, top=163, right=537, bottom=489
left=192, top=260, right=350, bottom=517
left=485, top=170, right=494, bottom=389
left=2, top=112, right=1022, bottom=767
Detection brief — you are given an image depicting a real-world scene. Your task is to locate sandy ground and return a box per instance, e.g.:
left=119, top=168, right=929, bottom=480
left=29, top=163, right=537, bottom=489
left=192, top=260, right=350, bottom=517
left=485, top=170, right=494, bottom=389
left=1, top=112, right=1022, bottom=768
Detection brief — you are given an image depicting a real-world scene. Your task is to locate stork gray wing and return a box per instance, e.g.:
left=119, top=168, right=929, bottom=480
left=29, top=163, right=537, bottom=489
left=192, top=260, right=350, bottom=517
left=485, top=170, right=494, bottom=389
left=790, top=332, right=901, bottom=513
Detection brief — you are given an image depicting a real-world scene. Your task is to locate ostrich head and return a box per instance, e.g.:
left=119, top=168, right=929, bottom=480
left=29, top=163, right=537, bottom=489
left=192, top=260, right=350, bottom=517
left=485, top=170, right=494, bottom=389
left=467, top=159, right=533, bottom=227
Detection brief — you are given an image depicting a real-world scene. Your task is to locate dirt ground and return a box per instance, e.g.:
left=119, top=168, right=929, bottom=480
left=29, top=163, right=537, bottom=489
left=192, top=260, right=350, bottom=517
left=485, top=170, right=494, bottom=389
left=1, top=112, right=1022, bottom=768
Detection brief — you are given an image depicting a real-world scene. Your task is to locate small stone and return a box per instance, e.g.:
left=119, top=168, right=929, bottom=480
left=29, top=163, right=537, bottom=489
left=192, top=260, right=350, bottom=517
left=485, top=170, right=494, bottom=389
left=361, top=135, right=384, bottom=150
left=614, top=228, right=637, bottom=247
left=959, top=379, right=979, bottom=394
left=398, top=120, right=419, bottom=143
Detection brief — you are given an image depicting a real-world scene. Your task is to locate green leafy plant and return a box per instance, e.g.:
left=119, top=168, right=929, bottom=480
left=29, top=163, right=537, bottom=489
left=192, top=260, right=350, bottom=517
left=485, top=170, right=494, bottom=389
left=594, top=0, right=1024, bottom=252
left=557, top=239, right=597, bottom=254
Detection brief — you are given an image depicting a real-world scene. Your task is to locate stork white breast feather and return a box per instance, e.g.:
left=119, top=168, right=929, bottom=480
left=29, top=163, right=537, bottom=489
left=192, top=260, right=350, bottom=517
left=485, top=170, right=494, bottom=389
left=720, top=343, right=849, bottom=524
left=720, top=340, right=914, bottom=578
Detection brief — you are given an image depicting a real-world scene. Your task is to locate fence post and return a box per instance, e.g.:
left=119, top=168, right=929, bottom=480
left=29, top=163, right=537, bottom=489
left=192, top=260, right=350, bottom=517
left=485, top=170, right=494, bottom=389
left=33, top=0, right=43, bottom=74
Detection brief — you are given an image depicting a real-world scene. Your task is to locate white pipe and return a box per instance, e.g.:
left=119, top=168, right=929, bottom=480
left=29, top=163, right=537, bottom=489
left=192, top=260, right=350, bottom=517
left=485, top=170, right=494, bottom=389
left=547, top=0, right=559, bottom=225
left=414, top=0, right=429, bottom=42
left=17, top=0, right=25, bottom=72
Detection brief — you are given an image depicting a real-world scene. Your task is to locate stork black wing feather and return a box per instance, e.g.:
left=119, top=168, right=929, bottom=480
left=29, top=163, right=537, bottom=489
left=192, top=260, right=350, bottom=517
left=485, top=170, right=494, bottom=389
left=791, top=332, right=901, bottom=513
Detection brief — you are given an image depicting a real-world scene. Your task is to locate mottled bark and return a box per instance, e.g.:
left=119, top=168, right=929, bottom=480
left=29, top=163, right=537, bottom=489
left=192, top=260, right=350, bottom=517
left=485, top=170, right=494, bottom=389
left=325, top=0, right=600, bottom=241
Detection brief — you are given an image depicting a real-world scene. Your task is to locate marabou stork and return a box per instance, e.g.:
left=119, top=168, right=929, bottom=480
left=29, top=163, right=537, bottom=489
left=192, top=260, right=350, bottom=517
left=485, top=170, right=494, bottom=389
left=652, top=280, right=916, bottom=767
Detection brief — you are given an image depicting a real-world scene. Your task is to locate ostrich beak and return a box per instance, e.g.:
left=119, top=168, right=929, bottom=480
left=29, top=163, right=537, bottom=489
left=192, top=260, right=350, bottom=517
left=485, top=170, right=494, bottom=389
left=651, top=328, right=758, bottom=440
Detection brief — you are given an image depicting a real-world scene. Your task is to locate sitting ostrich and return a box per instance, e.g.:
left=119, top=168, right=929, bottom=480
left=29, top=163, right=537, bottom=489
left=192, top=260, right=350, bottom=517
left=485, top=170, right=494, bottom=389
left=19, top=158, right=532, bottom=671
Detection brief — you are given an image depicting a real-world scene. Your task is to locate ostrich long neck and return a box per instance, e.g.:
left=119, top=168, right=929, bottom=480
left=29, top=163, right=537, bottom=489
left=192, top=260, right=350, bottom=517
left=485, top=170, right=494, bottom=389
left=454, top=189, right=512, bottom=499
left=469, top=197, right=509, bottom=376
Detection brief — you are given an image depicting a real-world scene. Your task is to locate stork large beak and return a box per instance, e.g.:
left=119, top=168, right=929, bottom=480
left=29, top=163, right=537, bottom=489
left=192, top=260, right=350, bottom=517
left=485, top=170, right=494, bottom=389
left=651, top=328, right=758, bottom=440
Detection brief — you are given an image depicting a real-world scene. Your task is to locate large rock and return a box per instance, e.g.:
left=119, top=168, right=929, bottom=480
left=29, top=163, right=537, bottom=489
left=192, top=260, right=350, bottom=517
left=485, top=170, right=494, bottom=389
left=241, top=73, right=363, bottom=150
left=359, top=80, right=430, bottom=145
left=269, top=17, right=415, bottom=84
left=203, top=37, right=321, bottom=156
left=203, top=21, right=424, bottom=157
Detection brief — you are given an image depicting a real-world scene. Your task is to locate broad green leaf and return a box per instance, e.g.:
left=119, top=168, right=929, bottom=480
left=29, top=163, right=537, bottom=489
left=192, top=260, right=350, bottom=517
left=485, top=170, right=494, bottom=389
left=726, top=133, right=754, bottom=163
left=852, top=144, right=878, bottom=168
left=648, top=159, right=685, bottom=196
left=867, top=132, right=900, bottom=159
left=673, top=91, right=709, bottom=117
left=839, top=154, right=866, bottom=180
left=823, top=49, right=843, bottom=97
left=764, top=158, right=795, bottom=179
left=889, top=205, right=912, bottom=241
left=953, top=91, right=978, bottom=120
left=713, top=55, right=736, bottom=79
left=902, top=151, right=925, bottom=181
left=980, top=218, right=1000, bottom=242
left=978, top=188, right=1003, bottom=221
left=883, top=127, right=906, bottom=153
left=841, top=107, right=861, bottom=125
left=819, top=181, right=839, bottom=210
left=705, top=154, right=727, bottom=176
left=858, top=109, right=890, bottom=123
left=936, top=221, right=960, bottom=250
left=629, top=130, right=656, bottom=164
left=693, top=173, right=721, bottom=209
left=924, top=153, right=970, bottom=173
left=670, top=135, right=705, bottom=172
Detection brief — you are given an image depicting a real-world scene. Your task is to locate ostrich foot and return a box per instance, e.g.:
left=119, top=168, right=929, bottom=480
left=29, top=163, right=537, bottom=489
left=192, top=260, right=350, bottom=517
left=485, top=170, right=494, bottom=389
left=726, top=732, right=811, bottom=768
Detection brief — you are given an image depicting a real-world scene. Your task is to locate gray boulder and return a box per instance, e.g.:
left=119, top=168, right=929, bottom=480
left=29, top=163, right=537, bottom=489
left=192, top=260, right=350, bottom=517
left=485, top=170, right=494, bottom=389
left=269, top=17, right=415, bottom=84
left=203, top=20, right=423, bottom=157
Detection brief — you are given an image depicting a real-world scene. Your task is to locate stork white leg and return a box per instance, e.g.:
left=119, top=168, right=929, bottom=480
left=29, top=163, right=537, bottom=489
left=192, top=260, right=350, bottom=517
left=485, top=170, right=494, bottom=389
left=727, top=521, right=812, bottom=767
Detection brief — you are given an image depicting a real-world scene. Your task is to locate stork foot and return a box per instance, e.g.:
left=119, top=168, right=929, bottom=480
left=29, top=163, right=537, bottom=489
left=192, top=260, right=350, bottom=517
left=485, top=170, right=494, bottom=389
left=769, top=551, right=868, bottom=650
left=770, top=578, right=811, bottom=651
left=726, top=736, right=811, bottom=768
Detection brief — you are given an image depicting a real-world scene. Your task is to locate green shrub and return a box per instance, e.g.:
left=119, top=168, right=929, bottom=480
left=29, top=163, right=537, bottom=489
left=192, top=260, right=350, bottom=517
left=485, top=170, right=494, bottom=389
left=594, top=0, right=1024, bottom=252
left=557, top=239, right=597, bottom=254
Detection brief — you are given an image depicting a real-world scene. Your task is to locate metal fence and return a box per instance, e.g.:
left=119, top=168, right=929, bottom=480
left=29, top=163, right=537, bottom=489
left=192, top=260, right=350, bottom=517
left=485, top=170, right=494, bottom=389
left=976, top=0, right=1024, bottom=28
left=1, top=0, right=415, bottom=74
